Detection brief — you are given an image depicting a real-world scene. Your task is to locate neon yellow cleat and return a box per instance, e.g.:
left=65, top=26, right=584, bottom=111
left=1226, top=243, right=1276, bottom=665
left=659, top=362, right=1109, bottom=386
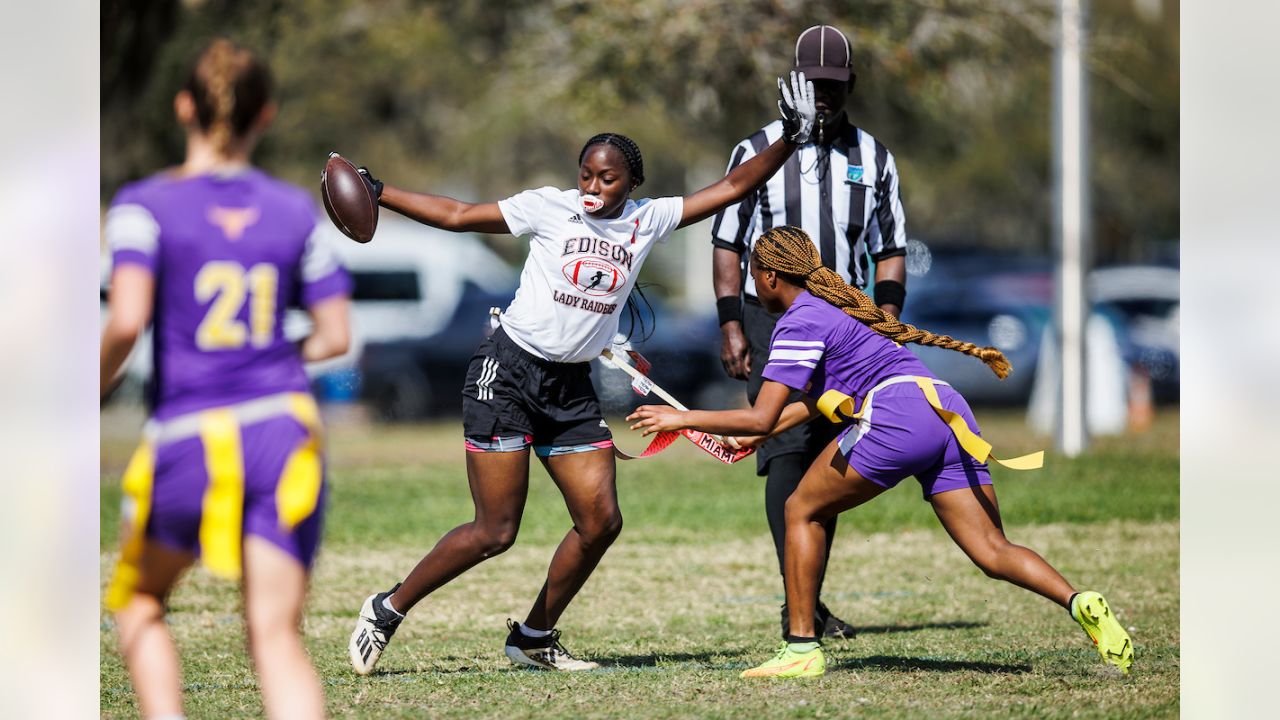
left=1071, top=591, right=1134, bottom=674
left=741, top=642, right=825, bottom=679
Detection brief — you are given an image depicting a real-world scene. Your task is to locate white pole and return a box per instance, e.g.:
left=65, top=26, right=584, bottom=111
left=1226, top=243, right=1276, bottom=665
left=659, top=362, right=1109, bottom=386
left=1055, top=0, right=1089, bottom=456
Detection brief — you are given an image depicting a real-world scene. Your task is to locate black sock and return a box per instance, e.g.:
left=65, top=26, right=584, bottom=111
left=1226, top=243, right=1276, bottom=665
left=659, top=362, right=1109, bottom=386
left=1067, top=592, right=1080, bottom=617
left=786, top=634, right=820, bottom=645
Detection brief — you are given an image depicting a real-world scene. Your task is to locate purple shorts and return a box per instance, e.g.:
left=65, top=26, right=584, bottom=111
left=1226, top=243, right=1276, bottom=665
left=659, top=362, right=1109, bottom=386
left=837, top=381, right=992, bottom=499
left=145, top=413, right=325, bottom=568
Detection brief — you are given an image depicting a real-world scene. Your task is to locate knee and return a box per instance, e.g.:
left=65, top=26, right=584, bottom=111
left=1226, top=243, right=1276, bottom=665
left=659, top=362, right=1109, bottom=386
left=783, top=495, right=820, bottom=526
left=969, top=540, right=1013, bottom=579
left=579, top=510, right=623, bottom=550
left=474, top=522, right=519, bottom=558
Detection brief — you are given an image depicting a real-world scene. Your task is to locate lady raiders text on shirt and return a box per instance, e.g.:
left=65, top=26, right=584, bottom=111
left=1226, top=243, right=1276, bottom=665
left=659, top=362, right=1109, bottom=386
left=497, top=187, right=683, bottom=363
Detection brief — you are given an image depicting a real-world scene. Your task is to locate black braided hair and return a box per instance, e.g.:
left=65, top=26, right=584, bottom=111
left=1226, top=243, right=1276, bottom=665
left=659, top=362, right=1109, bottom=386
left=578, top=133, right=645, bottom=188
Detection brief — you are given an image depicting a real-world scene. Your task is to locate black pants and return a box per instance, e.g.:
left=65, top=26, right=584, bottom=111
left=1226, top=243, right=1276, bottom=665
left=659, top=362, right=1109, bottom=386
left=743, top=298, right=841, bottom=592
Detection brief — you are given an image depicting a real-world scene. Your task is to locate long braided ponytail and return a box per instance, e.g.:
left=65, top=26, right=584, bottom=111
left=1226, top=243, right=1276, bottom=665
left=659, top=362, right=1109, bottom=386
left=752, top=226, right=1013, bottom=379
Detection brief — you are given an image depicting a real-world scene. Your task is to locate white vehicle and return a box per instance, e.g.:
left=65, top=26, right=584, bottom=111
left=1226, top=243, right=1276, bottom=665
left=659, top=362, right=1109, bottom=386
left=101, top=214, right=516, bottom=401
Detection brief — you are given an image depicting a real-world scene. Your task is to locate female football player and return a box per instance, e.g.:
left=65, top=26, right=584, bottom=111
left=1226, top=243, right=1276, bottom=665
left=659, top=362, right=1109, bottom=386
left=343, top=73, right=817, bottom=674
left=627, top=226, right=1134, bottom=679
left=102, top=39, right=351, bottom=719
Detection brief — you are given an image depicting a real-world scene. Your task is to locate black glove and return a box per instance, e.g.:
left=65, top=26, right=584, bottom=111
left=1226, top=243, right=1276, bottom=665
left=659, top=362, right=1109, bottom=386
left=357, top=166, right=383, bottom=200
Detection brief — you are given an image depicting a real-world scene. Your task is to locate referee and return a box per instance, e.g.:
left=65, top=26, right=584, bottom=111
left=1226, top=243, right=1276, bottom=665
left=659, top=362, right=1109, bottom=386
left=710, top=24, right=908, bottom=640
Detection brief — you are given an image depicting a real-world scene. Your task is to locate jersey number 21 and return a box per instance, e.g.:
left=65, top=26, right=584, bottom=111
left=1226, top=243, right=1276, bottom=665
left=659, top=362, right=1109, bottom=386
left=195, top=261, right=278, bottom=350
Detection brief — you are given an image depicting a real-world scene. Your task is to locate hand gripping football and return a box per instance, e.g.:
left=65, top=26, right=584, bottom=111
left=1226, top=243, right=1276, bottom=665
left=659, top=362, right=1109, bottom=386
left=321, top=152, right=379, bottom=243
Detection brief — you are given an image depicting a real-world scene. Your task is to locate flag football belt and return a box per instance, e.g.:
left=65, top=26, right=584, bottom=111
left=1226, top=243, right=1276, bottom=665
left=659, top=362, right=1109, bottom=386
left=815, top=376, right=1044, bottom=471
left=600, top=347, right=754, bottom=465
left=106, top=392, right=323, bottom=611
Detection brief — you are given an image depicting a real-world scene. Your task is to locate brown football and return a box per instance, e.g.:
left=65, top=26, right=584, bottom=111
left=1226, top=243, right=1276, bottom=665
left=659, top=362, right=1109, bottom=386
left=321, top=153, right=379, bottom=243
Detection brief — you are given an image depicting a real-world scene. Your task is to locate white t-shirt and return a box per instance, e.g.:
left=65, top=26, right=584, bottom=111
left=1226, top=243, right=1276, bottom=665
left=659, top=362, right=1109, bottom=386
left=497, top=187, right=684, bottom=363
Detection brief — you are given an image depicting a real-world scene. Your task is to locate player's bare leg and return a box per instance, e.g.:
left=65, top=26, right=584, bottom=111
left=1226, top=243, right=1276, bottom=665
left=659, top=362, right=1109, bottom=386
left=930, top=484, right=1133, bottom=673
left=524, top=448, right=621, bottom=630
left=390, top=449, right=531, bottom=612
left=242, top=536, right=324, bottom=719
left=781, top=441, right=887, bottom=637
left=929, top=485, right=1074, bottom=606
left=113, top=542, right=193, bottom=719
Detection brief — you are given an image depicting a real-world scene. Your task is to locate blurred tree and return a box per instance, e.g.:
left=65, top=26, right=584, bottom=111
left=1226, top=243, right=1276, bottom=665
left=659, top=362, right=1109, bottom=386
left=100, top=0, right=1178, bottom=269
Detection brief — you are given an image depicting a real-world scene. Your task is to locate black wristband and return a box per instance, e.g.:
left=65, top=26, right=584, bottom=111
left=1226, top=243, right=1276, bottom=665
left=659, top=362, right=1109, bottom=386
left=716, top=296, right=743, bottom=326
left=874, top=279, right=906, bottom=310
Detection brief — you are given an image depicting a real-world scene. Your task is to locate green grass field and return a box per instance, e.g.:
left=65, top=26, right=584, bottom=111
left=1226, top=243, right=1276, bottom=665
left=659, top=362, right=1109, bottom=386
left=100, top=407, right=1179, bottom=719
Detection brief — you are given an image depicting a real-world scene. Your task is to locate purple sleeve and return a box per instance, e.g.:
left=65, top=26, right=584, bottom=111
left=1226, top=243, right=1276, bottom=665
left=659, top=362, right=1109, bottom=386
left=300, top=226, right=352, bottom=307
left=760, top=311, right=827, bottom=393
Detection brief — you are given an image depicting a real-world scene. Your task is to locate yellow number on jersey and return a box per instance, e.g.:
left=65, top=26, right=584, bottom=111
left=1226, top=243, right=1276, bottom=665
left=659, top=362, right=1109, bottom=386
left=195, top=262, right=279, bottom=350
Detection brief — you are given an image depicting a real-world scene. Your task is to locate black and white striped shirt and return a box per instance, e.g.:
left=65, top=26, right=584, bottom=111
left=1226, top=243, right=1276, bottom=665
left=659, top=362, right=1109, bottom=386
left=710, top=118, right=907, bottom=297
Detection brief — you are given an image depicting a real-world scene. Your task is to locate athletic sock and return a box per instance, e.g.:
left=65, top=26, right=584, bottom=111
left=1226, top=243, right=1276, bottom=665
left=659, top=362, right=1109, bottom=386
left=1067, top=592, right=1080, bottom=618
left=785, top=634, right=820, bottom=652
left=519, top=623, right=553, bottom=638
left=382, top=595, right=405, bottom=618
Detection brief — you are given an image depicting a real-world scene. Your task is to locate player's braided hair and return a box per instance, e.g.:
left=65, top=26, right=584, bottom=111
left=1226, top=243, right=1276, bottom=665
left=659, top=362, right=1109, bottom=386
left=185, top=38, right=273, bottom=153
left=579, top=133, right=645, bottom=188
left=752, top=226, right=1013, bottom=379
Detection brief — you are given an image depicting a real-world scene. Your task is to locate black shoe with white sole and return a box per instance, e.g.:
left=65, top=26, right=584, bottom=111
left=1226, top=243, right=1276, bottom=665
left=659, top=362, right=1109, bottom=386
left=503, top=619, right=600, bottom=671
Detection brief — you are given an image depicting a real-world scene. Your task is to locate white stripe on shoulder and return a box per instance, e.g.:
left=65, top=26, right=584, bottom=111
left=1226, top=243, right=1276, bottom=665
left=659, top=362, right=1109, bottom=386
left=772, top=339, right=825, bottom=348
left=768, top=359, right=818, bottom=369
left=769, top=348, right=824, bottom=361
left=104, top=203, right=160, bottom=255
left=301, top=225, right=341, bottom=281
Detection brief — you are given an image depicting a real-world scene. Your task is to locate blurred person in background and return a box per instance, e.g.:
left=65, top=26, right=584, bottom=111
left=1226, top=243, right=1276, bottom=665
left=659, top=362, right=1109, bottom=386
left=631, top=226, right=1132, bottom=679
left=100, top=38, right=352, bottom=720
left=709, top=25, right=909, bottom=640
left=342, top=75, right=817, bottom=675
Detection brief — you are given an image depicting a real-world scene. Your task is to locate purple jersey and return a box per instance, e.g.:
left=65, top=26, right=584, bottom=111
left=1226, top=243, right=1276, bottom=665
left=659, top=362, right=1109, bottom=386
left=762, top=291, right=934, bottom=404
left=105, top=168, right=350, bottom=420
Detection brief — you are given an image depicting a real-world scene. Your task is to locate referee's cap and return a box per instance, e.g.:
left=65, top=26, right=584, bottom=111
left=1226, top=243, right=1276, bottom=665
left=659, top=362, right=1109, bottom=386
left=794, top=25, right=852, bottom=82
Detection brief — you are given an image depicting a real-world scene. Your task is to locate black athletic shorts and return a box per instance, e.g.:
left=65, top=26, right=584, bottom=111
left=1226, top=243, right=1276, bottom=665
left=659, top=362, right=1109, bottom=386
left=461, top=327, right=613, bottom=456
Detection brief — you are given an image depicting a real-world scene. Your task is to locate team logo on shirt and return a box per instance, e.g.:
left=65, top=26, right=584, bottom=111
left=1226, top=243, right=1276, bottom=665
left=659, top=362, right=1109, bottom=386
left=846, top=165, right=865, bottom=184
left=562, top=257, right=625, bottom=296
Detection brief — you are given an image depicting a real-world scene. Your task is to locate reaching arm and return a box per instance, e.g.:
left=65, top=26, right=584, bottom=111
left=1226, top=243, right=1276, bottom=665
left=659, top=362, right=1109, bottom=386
left=627, top=380, right=796, bottom=437
left=299, top=294, right=351, bottom=363
left=100, top=265, right=154, bottom=400
left=676, top=72, right=816, bottom=229
left=379, top=185, right=510, bottom=234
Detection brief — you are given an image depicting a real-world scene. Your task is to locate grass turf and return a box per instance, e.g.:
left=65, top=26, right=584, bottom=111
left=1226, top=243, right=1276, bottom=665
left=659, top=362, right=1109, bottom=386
left=100, top=407, right=1178, bottom=719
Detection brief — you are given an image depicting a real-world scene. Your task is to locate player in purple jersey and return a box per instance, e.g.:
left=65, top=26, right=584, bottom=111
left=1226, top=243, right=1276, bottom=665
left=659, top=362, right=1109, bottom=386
left=100, top=39, right=351, bottom=719
left=629, top=226, right=1133, bottom=680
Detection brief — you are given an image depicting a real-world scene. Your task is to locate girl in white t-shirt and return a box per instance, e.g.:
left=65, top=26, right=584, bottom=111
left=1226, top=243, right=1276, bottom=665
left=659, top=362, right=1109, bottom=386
left=345, top=74, right=817, bottom=674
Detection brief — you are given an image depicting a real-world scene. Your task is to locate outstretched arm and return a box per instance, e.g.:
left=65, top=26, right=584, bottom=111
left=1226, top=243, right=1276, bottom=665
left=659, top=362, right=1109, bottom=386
left=379, top=185, right=510, bottom=234
left=676, top=72, right=817, bottom=229
left=627, top=380, right=797, bottom=437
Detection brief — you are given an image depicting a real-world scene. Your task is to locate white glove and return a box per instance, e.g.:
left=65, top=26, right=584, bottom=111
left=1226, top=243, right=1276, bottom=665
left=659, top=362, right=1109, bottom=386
left=777, top=71, right=817, bottom=145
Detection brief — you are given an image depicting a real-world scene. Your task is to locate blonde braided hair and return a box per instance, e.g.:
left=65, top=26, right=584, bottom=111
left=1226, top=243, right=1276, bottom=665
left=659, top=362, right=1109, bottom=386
left=751, top=226, right=1013, bottom=379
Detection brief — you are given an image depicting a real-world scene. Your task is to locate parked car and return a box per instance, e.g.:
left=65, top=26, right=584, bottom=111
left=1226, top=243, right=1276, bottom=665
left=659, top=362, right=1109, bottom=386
left=899, top=242, right=1179, bottom=406
left=360, top=281, right=516, bottom=420
left=1088, top=264, right=1179, bottom=402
